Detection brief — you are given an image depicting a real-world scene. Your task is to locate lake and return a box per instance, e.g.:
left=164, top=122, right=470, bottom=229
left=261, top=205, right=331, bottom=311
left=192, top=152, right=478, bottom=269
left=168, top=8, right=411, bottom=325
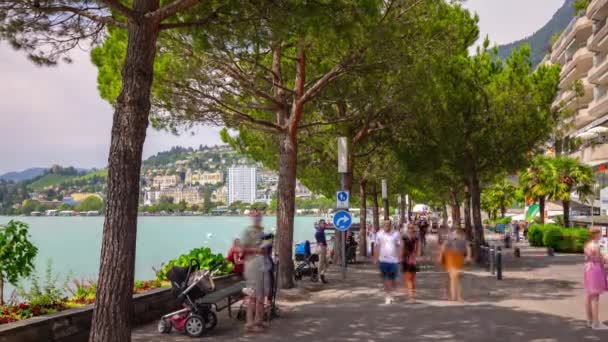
left=1, top=216, right=338, bottom=292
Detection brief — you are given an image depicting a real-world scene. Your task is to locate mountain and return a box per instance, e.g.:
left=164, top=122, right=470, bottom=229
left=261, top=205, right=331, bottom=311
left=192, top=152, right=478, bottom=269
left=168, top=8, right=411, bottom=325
left=496, top=0, right=575, bottom=67
left=0, top=167, right=46, bottom=182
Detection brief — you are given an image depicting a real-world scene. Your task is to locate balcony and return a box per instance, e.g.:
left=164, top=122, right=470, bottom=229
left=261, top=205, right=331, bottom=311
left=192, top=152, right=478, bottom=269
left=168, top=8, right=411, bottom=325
left=588, top=0, right=608, bottom=21
left=573, top=108, right=595, bottom=130
left=566, top=79, right=594, bottom=111
left=588, top=89, right=608, bottom=117
left=552, top=15, right=593, bottom=63
left=569, top=142, right=608, bottom=165
left=559, top=47, right=594, bottom=88
left=589, top=18, right=608, bottom=51
left=589, top=53, right=608, bottom=83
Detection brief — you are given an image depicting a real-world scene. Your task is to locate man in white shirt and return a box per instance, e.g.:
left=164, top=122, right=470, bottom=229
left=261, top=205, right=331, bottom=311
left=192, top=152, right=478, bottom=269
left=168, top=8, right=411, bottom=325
left=374, top=219, right=403, bottom=304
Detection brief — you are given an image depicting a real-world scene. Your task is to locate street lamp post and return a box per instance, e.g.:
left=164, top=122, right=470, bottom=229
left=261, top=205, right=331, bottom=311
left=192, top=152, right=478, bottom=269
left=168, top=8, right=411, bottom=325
left=382, top=179, right=389, bottom=221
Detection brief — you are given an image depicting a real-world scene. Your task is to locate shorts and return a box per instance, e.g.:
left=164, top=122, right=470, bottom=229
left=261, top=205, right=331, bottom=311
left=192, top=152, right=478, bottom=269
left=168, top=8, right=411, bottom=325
left=379, top=262, right=399, bottom=280
left=402, top=263, right=418, bottom=273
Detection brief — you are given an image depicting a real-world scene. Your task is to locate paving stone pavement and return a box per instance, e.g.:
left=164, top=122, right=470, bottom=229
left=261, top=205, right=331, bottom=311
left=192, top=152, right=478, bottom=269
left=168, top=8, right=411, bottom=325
left=133, top=234, right=608, bottom=341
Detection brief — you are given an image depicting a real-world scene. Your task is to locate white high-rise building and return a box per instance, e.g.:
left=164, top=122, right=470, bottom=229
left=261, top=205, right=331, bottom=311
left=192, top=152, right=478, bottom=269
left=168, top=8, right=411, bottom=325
left=227, top=167, right=257, bottom=205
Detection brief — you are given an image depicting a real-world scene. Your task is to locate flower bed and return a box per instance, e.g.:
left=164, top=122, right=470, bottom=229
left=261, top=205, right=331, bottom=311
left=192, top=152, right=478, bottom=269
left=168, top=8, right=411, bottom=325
left=0, top=246, right=232, bottom=325
left=0, top=278, right=168, bottom=325
left=0, top=274, right=243, bottom=342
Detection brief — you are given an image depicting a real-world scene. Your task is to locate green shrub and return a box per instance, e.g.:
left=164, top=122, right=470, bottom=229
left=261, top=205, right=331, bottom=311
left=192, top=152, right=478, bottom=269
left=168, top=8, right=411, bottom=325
left=156, top=247, right=233, bottom=281
left=543, top=227, right=562, bottom=250
left=528, top=224, right=545, bottom=247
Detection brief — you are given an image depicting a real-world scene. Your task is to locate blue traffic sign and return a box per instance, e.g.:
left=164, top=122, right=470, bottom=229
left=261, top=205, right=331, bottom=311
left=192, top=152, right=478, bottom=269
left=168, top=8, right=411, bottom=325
left=333, top=210, right=352, bottom=231
left=337, top=191, right=348, bottom=202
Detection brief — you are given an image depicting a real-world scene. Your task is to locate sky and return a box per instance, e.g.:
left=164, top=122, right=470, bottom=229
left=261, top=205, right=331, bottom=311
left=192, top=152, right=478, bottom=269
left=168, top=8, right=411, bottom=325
left=0, top=0, right=566, bottom=174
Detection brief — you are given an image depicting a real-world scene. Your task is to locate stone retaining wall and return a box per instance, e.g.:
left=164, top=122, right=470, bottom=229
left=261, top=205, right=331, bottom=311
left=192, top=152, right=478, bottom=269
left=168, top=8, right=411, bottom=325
left=0, top=274, right=242, bottom=342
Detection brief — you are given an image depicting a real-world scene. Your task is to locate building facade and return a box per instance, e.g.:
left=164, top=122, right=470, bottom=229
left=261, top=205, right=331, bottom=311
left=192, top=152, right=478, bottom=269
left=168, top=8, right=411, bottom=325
left=549, top=1, right=608, bottom=213
left=227, top=167, right=257, bottom=205
left=152, top=175, right=182, bottom=190
left=144, top=186, right=203, bottom=205
left=185, top=170, right=223, bottom=185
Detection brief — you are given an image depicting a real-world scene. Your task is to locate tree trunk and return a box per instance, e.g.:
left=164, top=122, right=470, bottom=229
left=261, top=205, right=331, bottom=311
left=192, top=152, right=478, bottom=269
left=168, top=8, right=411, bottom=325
left=359, top=180, right=367, bottom=257
left=372, top=183, right=380, bottom=231
left=442, top=200, right=449, bottom=227
left=399, top=194, right=406, bottom=227
left=563, top=199, right=570, bottom=227
left=276, top=132, right=297, bottom=289
left=450, top=189, right=461, bottom=228
left=539, top=196, right=546, bottom=224
left=500, top=205, right=506, bottom=218
left=464, top=184, right=473, bottom=241
left=469, top=171, right=485, bottom=262
left=0, top=273, right=4, bottom=306
left=89, top=2, right=160, bottom=341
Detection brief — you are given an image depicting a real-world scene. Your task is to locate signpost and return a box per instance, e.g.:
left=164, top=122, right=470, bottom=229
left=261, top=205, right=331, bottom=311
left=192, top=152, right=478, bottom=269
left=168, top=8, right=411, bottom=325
left=336, top=191, right=349, bottom=209
left=333, top=210, right=353, bottom=231
left=337, top=137, right=349, bottom=279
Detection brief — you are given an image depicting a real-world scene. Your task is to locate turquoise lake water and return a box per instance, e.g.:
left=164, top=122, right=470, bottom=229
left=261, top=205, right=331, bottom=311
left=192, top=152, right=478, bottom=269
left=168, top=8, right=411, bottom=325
left=1, top=216, right=334, bottom=292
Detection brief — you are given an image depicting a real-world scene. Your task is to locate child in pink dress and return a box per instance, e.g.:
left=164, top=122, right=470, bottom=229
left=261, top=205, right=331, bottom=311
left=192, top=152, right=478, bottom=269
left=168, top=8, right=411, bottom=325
left=584, top=228, right=608, bottom=330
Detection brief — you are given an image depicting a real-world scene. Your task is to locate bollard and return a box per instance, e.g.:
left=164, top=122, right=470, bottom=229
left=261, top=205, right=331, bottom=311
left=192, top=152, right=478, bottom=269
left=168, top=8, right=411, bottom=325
left=547, top=247, right=554, bottom=257
left=514, top=247, right=520, bottom=258
left=496, top=246, right=503, bottom=280
left=481, top=245, right=489, bottom=271
left=490, top=245, right=495, bottom=275
left=504, top=234, right=511, bottom=249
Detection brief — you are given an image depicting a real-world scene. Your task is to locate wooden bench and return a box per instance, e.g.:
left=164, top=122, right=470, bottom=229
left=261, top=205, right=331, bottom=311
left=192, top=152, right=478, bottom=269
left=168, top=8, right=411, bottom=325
left=196, top=281, right=246, bottom=318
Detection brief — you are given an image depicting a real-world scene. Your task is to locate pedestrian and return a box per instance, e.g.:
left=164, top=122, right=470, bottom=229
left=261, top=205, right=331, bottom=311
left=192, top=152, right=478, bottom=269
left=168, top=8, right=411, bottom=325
left=374, top=219, right=403, bottom=305
left=513, top=220, right=520, bottom=242
left=522, top=221, right=529, bottom=240
left=226, top=238, right=245, bottom=275
left=439, top=228, right=471, bottom=302
left=346, top=231, right=358, bottom=264
left=584, top=227, right=608, bottom=330
left=315, top=219, right=329, bottom=284
left=402, top=224, right=421, bottom=303
left=241, top=210, right=271, bottom=333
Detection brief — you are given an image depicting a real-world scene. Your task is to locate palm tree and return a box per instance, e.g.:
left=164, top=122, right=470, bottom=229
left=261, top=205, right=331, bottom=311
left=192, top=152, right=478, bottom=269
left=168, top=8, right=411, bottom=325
left=485, top=179, right=517, bottom=218
left=551, top=156, right=594, bottom=227
left=519, top=155, right=556, bottom=224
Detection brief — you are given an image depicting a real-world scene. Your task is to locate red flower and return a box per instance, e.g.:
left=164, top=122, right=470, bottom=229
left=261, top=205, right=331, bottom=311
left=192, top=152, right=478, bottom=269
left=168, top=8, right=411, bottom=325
left=11, top=307, right=17, bottom=313
left=32, top=307, right=39, bottom=315
left=18, top=303, right=25, bottom=310
left=2, top=307, right=7, bottom=315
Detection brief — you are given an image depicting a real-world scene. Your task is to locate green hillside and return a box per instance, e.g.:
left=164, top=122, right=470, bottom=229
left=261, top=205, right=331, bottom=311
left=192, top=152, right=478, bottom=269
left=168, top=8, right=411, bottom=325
left=29, top=174, right=78, bottom=190
left=496, top=0, right=575, bottom=67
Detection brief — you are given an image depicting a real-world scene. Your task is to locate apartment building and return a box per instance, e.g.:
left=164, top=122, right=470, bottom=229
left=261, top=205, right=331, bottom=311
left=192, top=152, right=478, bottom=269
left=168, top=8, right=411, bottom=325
left=227, top=167, right=257, bottom=205
left=152, top=174, right=182, bottom=190
left=549, top=0, right=608, bottom=213
left=185, top=169, right=223, bottom=185
left=144, top=186, right=203, bottom=205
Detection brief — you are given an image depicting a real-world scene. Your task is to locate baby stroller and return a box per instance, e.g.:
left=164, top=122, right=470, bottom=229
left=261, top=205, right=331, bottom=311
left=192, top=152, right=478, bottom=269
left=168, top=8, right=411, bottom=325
left=157, top=259, right=217, bottom=337
left=294, top=240, right=319, bottom=282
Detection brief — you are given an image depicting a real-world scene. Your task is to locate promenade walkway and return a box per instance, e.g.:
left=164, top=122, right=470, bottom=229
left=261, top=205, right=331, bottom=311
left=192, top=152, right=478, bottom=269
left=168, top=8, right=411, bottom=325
left=133, top=234, right=608, bottom=341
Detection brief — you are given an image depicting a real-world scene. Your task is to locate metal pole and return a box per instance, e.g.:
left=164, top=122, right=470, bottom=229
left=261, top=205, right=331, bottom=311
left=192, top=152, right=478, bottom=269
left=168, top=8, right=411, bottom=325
left=496, top=246, right=503, bottom=280
left=338, top=137, right=348, bottom=281
left=340, top=173, right=347, bottom=280
left=490, top=245, right=495, bottom=275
